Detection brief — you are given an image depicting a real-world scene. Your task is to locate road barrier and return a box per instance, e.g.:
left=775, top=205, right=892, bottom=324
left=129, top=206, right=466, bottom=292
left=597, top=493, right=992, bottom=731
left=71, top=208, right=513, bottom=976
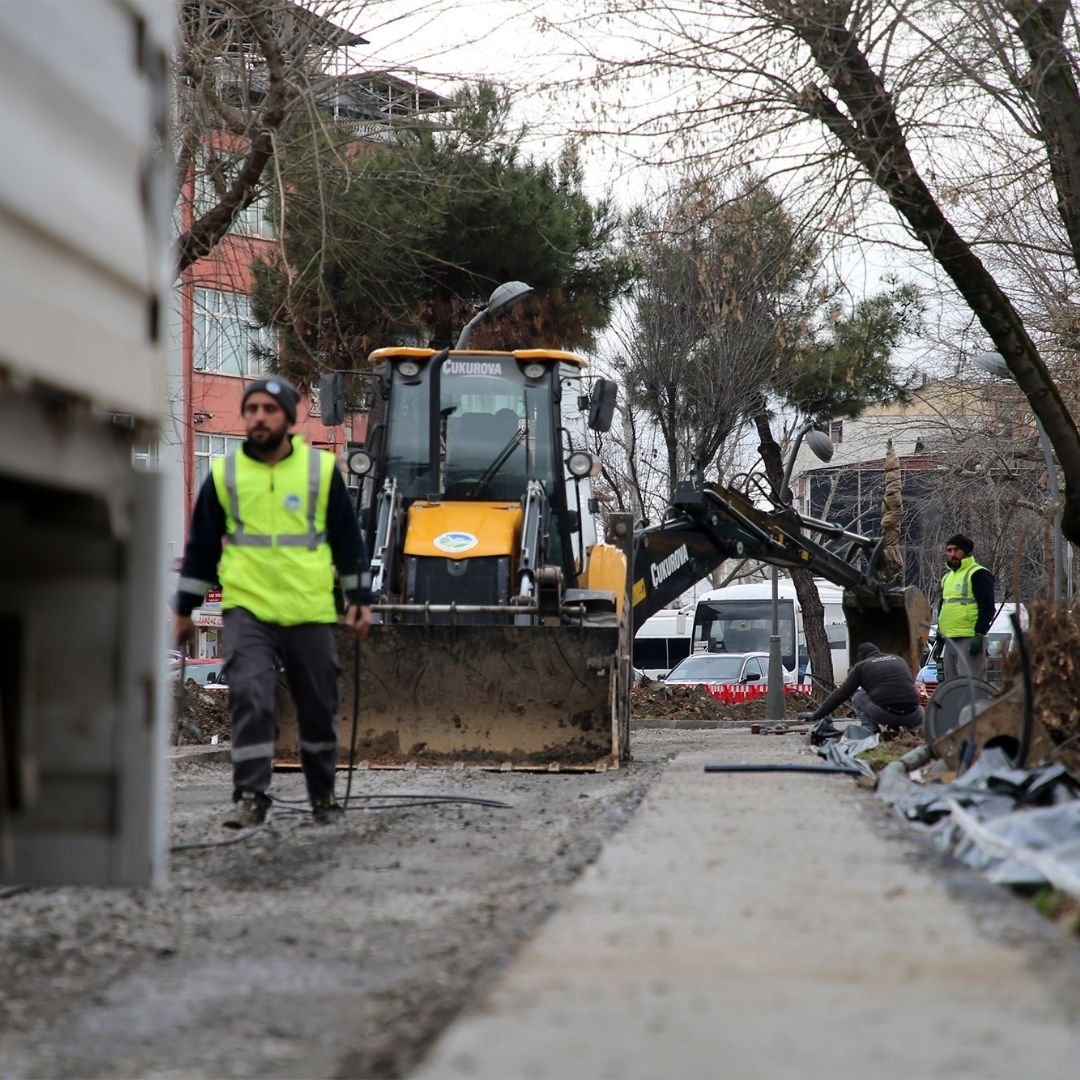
left=706, top=683, right=813, bottom=704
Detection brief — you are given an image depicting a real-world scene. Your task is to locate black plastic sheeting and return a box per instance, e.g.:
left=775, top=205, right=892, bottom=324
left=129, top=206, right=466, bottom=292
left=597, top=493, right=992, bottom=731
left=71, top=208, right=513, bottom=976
left=820, top=730, right=1080, bottom=897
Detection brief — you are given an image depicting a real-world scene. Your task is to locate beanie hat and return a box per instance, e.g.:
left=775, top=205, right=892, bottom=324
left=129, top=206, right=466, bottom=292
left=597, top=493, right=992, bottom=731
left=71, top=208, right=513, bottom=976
left=945, top=533, right=974, bottom=555
left=241, top=376, right=299, bottom=424
left=856, top=642, right=880, bottom=662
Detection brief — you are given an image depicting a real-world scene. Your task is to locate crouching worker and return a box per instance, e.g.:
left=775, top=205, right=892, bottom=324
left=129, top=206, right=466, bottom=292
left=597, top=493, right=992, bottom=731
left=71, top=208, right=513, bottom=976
left=798, top=642, right=923, bottom=733
left=173, top=377, right=372, bottom=828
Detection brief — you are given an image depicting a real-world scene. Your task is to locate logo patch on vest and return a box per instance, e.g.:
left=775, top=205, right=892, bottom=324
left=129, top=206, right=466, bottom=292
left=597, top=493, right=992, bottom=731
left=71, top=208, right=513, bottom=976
left=283, top=493, right=302, bottom=511
left=434, top=531, right=478, bottom=554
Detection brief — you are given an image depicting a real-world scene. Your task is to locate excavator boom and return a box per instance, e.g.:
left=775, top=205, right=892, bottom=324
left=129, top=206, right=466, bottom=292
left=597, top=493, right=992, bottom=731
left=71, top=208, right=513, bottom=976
left=632, top=482, right=929, bottom=673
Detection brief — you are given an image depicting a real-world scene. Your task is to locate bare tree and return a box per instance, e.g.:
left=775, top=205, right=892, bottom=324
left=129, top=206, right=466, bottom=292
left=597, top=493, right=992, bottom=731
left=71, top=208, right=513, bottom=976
left=557, top=0, right=1080, bottom=545
left=174, top=0, right=367, bottom=275
left=608, top=175, right=821, bottom=500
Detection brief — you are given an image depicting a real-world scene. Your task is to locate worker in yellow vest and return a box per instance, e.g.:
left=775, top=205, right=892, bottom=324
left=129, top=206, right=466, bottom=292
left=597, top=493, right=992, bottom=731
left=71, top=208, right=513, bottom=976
left=937, top=533, right=995, bottom=683
left=173, top=377, right=372, bottom=828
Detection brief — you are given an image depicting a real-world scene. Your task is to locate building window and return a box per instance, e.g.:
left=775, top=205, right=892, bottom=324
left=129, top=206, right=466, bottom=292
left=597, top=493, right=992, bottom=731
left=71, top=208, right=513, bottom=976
left=195, top=433, right=245, bottom=489
left=193, top=166, right=275, bottom=240
left=194, top=288, right=275, bottom=377
left=132, top=442, right=158, bottom=470
left=829, top=420, right=844, bottom=445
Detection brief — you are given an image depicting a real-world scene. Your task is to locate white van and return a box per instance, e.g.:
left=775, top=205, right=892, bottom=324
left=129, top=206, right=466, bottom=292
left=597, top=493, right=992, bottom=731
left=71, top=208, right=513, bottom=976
left=691, top=579, right=849, bottom=687
left=633, top=607, right=694, bottom=679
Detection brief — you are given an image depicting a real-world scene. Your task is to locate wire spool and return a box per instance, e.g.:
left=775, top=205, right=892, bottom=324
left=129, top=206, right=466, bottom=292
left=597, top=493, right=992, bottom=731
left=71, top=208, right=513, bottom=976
left=923, top=677, right=997, bottom=745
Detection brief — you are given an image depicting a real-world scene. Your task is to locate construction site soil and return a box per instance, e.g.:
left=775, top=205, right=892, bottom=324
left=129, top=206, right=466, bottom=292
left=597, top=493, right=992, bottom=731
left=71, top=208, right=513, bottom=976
left=5, top=644, right=1079, bottom=1079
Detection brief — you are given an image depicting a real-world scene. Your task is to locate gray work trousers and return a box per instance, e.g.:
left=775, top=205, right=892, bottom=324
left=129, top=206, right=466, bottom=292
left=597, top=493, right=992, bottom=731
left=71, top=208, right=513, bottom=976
left=851, top=688, right=923, bottom=732
left=221, top=608, right=340, bottom=802
left=941, top=637, right=988, bottom=683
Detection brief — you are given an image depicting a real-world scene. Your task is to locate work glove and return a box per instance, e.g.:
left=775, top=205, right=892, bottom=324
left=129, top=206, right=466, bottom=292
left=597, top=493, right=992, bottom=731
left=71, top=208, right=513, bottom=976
left=968, top=634, right=984, bottom=657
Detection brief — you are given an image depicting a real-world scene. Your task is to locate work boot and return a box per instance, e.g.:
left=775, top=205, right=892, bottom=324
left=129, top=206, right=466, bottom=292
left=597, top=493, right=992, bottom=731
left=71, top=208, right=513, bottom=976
left=311, top=793, right=345, bottom=825
left=222, top=790, right=271, bottom=829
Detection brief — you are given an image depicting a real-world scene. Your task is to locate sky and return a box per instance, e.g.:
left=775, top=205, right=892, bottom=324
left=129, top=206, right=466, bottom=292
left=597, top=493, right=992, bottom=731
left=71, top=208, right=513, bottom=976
left=323, top=0, right=986, bottom=396
left=329, top=0, right=666, bottom=206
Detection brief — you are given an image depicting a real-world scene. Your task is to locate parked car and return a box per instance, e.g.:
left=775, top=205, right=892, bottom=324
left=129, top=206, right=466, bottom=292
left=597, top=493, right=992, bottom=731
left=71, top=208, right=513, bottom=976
left=660, top=652, right=795, bottom=687
left=916, top=659, right=939, bottom=686
left=168, top=657, right=226, bottom=687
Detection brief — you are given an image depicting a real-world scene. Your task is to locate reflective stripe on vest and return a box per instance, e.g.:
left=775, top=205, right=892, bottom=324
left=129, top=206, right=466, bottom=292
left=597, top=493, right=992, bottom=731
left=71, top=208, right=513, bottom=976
left=938, top=557, right=987, bottom=639
left=212, top=437, right=337, bottom=626
left=223, top=446, right=326, bottom=549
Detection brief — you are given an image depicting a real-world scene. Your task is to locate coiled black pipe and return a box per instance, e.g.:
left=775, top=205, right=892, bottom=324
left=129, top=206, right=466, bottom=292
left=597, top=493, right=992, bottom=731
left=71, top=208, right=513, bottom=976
left=1010, top=612, right=1033, bottom=769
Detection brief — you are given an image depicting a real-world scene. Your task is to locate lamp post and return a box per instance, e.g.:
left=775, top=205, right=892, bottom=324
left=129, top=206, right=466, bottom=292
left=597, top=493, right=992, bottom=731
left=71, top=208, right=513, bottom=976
left=974, top=351, right=1064, bottom=603
left=455, top=281, right=534, bottom=349
left=765, top=422, right=835, bottom=722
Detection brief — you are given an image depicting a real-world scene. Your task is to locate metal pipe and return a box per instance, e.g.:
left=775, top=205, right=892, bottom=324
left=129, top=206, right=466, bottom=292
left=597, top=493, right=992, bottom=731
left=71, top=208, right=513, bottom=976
left=766, top=566, right=785, bottom=722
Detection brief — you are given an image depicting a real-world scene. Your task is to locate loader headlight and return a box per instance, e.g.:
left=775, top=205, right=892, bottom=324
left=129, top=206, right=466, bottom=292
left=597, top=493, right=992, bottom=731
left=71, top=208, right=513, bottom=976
left=347, top=448, right=374, bottom=476
left=523, top=362, right=546, bottom=380
left=397, top=359, right=422, bottom=377
left=567, top=450, right=601, bottom=478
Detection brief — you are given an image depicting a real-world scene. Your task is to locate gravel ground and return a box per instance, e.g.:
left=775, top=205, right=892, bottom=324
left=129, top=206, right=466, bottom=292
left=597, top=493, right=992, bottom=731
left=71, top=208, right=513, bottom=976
left=0, top=729, right=704, bottom=1079
left=2, top=724, right=1077, bottom=1079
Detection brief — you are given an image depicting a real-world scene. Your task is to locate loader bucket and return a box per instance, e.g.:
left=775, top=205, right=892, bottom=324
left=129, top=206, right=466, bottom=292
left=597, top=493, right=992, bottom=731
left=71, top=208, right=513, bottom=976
left=842, top=585, right=931, bottom=674
left=274, top=620, right=630, bottom=771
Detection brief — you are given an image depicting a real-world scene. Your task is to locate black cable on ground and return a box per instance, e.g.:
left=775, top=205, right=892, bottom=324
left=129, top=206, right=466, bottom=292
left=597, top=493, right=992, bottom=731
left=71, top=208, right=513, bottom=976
left=270, top=793, right=512, bottom=812
left=171, top=793, right=513, bottom=852
left=704, top=763, right=864, bottom=776
left=170, top=826, right=266, bottom=853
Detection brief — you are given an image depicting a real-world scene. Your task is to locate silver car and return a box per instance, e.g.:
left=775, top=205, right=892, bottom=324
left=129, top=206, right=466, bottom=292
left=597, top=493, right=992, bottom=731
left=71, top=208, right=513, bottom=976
left=661, top=651, right=795, bottom=686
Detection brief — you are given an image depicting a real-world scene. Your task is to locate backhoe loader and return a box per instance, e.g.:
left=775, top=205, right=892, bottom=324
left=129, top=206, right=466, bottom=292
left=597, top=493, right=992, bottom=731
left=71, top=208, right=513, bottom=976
left=275, top=314, right=928, bottom=770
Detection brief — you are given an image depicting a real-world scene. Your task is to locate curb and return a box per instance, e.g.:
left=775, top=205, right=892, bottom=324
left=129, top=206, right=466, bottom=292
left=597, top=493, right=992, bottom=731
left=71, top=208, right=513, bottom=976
left=170, top=744, right=231, bottom=764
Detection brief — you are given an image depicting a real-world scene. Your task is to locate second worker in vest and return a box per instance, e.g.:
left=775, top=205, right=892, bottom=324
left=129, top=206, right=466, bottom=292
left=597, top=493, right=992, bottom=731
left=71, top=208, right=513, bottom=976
left=173, top=377, right=373, bottom=828
left=798, top=642, right=924, bottom=732
left=938, top=533, right=995, bottom=683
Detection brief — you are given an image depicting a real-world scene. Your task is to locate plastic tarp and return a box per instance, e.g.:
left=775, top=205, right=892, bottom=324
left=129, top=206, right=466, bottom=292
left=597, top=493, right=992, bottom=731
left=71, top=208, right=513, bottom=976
left=873, top=747, right=1080, bottom=898
left=818, top=727, right=880, bottom=780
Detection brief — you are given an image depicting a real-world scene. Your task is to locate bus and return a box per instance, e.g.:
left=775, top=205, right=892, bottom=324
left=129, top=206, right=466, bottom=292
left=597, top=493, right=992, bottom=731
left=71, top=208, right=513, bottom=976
left=691, top=579, right=850, bottom=688
left=633, top=607, right=694, bottom=679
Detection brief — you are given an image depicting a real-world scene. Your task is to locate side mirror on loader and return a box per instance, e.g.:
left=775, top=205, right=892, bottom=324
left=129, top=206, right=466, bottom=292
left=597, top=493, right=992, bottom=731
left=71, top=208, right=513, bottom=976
left=588, top=379, right=618, bottom=433
left=318, top=373, right=347, bottom=427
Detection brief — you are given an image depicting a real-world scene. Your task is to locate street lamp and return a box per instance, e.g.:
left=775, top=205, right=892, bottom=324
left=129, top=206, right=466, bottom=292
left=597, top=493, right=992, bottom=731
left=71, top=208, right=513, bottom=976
left=974, top=351, right=1064, bottom=603
left=766, top=422, right=835, bottom=722
left=455, top=281, right=534, bottom=349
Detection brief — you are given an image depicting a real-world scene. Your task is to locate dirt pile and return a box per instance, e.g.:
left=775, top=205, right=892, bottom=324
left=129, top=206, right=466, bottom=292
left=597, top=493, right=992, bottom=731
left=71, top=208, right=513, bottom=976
left=631, top=680, right=813, bottom=724
left=171, top=682, right=230, bottom=744
left=1003, top=600, right=1080, bottom=774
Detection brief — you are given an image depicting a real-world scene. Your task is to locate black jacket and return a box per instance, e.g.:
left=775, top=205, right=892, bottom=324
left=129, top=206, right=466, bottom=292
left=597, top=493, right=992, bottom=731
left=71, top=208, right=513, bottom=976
left=809, top=652, right=919, bottom=721
left=173, top=441, right=372, bottom=617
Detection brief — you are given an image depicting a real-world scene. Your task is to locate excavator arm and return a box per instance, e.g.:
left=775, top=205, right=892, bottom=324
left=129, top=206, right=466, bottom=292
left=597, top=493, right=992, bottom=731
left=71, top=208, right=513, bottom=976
left=631, top=481, right=930, bottom=671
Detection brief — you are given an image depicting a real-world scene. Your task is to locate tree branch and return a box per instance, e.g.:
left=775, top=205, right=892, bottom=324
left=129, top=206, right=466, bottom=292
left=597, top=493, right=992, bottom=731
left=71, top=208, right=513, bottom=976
left=174, top=1, right=295, bottom=274
left=781, top=3, right=1080, bottom=545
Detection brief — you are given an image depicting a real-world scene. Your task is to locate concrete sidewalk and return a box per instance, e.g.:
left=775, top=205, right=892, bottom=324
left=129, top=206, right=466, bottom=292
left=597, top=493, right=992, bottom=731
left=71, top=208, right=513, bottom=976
left=414, top=733, right=1080, bottom=1079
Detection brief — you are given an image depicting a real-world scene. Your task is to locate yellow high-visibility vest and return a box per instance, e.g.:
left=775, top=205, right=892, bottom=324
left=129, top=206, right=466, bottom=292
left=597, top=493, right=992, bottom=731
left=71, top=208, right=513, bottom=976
left=212, top=436, right=337, bottom=625
left=938, top=555, right=988, bottom=639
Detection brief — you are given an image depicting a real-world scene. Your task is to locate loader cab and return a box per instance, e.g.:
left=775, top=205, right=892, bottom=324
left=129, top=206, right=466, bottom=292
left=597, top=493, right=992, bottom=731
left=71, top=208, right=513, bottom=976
left=363, top=348, right=590, bottom=596
left=375, top=348, right=562, bottom=502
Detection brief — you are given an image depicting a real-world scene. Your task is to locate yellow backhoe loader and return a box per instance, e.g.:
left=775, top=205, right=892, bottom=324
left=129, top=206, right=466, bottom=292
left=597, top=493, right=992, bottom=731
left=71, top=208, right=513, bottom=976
left=275, top=287, right=929, bottom=771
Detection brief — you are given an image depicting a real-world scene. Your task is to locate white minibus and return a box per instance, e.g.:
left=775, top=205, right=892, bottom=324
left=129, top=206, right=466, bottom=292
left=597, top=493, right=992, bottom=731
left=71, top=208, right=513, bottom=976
left=691, top=579, right=850, bottom=687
